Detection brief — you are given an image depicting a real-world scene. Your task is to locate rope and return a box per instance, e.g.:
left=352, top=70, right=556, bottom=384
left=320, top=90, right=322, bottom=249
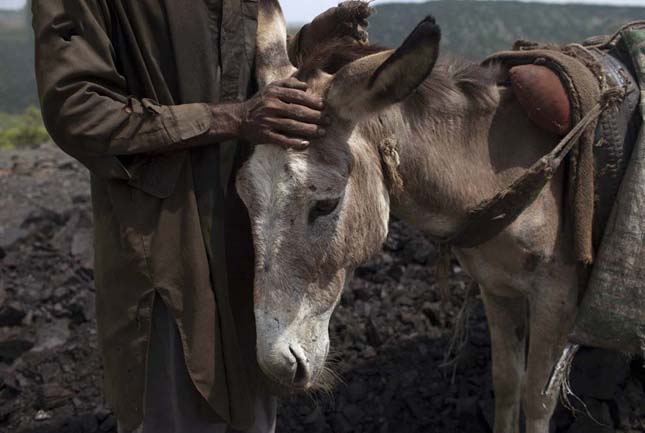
left=594, top=20, right=645, bottom=49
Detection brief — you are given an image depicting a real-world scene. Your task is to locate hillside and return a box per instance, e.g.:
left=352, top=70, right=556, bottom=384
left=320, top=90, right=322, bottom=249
left=0, top=7, right=34, bottom=114
left=1, top=1, right=645, bottom=114
left=369, top=1, right=645, bottom=60
left=0, top=8, right=24, bottom=31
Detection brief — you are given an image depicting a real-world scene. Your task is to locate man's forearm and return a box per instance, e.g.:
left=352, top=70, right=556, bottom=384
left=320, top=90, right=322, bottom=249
left=181, top=102, right=244, bottom=149
left=208, top=103, right=244, bottom=142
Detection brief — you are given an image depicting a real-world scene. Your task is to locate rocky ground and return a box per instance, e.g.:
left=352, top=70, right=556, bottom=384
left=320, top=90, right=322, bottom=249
left=0, top=145, right=643, bottom=433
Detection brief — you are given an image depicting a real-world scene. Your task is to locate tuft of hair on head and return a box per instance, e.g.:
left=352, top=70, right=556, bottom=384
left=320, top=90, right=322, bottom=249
left=295, top=41, right=389, bottom=81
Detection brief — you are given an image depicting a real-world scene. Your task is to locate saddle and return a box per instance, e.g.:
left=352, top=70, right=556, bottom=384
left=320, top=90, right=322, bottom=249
left=484, top=35, right=641, bottom=263
left=470, top=24, right=645, bottom=359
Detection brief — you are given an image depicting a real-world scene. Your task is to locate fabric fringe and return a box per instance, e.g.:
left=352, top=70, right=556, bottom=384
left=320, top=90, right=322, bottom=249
left=543, top=344, right=608, bottom=426
left=564, top=45, right=622, bottom=265
left=544, top=344, right=579, bottom=401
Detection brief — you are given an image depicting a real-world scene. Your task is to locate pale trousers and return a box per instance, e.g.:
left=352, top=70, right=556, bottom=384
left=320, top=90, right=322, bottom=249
left=118, top=301, right=277, bottom=433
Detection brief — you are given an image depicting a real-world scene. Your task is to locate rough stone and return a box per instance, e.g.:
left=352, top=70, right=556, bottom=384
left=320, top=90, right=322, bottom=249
left=98, top=414, right=116, bottom=432
left=329, top=413, right=353, bottom=433
left=347, top=380, right=367, bottom=403
left=568, top=416, right=613, bottom=433
left=0, top=227, right=29, bottom=250
left=0, top=303, right=26, bottom=327
left=1, top=146, right=644, bottom=433
left=0, top=329, right=34, bottom=364
left=32, top=319, right=70, bottom=352
left=570, top=348, right=629, bottom=400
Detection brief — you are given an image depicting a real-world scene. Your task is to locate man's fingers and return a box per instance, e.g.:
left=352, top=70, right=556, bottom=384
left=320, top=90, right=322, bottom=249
left=276, top=88, right=324, bottom=110
left=271, top=102, right=325, bottom=125
left=266, top=118, right=325, bottom=139
left=265, top=131, right=310, bottom=150
left=278, top=78, right=308, bottom=91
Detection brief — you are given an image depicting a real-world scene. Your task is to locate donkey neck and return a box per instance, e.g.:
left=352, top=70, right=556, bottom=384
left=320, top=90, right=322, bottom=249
left=370, top=86, right=559, bottom=239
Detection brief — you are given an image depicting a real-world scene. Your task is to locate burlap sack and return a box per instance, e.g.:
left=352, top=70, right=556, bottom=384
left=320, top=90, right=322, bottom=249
left=571, top=24, right=645, bottom=355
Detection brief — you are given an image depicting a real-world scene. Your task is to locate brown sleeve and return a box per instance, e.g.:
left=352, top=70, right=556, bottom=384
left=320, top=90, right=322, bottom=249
left=32, top=0, right=214, bottom=160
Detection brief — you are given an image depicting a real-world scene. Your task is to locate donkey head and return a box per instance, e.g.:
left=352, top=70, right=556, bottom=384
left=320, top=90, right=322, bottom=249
left=236, top=0, right=440, bottom=392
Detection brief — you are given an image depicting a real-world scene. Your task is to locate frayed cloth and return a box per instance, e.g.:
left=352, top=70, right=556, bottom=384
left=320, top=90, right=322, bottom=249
left=570, top=23, right=645, bottom=355
left=485, top=45, right=605, bottom=265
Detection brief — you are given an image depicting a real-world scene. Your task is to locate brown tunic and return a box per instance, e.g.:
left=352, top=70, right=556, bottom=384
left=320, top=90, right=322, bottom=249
left=31, top=0, right=297, bottom=430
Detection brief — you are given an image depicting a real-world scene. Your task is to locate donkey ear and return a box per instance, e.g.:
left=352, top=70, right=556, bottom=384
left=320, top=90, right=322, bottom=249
left=256, top=0, right=297, bottom=88
left=327, top=16, right=441, bottom=118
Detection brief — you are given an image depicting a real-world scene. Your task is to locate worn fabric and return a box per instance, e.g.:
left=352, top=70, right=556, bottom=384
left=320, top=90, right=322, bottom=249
left=588, top=46, right=641, bottom=250
left=480, top=47, right=602, bottom=262
left=32, top=0, right=301, bottom=430
left=572, top=23, right=645, bottom=355
left=116, top=300, right=276, bottom=433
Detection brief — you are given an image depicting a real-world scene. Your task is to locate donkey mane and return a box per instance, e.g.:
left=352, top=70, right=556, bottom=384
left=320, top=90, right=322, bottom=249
left=295, top=39, right=501, bottom=112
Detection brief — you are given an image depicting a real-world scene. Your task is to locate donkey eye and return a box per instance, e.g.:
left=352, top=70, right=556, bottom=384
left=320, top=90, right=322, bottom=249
left=308, top=198, right=340, bottom=224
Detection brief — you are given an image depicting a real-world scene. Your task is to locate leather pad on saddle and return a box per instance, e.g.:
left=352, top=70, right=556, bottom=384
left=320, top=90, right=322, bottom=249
left=509, top=64, right=572, bottom=136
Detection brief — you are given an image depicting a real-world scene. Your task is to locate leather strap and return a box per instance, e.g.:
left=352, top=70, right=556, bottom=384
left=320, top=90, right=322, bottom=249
left=438, top=99, right=611, bottom=249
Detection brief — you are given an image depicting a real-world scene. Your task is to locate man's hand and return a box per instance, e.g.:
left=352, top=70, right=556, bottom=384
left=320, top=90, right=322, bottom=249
left=236, top=78, right=327, bottom=150
left=299, top=2, right=373, bottom=56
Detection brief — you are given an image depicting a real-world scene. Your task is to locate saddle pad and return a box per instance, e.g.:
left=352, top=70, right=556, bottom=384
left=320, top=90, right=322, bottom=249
left=485, top=24, right=644, bottom=353
left=485, top=45, right=601, bottom=264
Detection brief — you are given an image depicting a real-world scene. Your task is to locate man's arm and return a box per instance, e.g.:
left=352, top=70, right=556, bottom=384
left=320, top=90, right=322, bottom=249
left=33, top=0, right=325, bottom=162
left=33, top=0, right=219, bottom=158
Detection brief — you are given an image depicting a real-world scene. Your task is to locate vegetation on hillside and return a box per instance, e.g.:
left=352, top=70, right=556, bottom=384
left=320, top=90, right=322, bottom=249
left=369, top=1, right=645, bottom=59
left=1, top=1, right=645, bottom=148
left=0, top=106, right=49, bottom=149
left=0, top=7, right=35, bottom=114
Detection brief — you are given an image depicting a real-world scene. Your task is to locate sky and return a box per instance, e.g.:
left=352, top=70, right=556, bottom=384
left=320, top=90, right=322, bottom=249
left=1, top=0, right=645, bottom=22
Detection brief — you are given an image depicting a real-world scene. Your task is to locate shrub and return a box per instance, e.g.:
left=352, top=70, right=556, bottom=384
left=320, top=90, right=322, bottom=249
left=0, top=105, right=50, bottom=149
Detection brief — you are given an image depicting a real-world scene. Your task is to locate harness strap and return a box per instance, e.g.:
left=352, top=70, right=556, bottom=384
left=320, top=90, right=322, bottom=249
left=590, top=20, right=645, bottom=50
left=439, top=96, right=614, bottom=249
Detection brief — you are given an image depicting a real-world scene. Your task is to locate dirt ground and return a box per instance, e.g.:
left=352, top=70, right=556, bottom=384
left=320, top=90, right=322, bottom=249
left=1, top=145, right=644, bottom=433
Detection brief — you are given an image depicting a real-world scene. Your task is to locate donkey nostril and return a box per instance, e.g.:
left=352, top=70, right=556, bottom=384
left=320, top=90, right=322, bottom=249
left=289, top=346, right=310, bottom=387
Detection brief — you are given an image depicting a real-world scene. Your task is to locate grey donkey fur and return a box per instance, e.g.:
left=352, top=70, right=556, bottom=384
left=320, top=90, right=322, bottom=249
left=238, top=1, right=583, bottom=432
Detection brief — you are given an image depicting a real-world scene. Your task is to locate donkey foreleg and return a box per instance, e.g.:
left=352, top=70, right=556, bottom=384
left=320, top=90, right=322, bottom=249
left=523, top=280, right=577, bottom=433
left=481, top=289, right=528, bottom=433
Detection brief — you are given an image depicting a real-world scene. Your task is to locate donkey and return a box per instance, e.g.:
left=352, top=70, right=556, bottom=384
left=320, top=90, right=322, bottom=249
left=236, top=2, right=581, bottom=432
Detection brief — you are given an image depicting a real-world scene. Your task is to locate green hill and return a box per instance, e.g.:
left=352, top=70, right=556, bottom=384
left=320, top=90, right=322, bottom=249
left=1, top=1, right=645, bottom=115
left=0, top=6, right=35, bottom=114
left=368, top=1, right=645, bottom=60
